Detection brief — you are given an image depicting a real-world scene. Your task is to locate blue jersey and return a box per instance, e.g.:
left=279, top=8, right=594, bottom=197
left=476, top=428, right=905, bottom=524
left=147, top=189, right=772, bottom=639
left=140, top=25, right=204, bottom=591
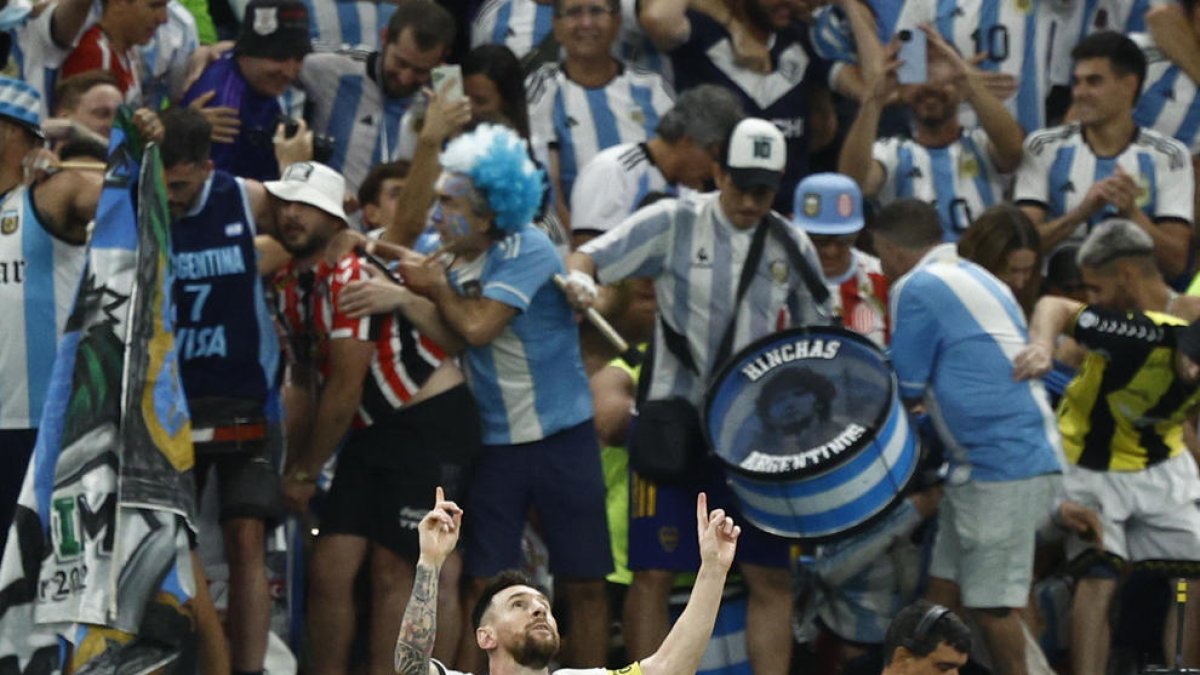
left=668, top=11, right=832, bottom=212
left=171, top=171, right=279, bottom=407
left=181, top=54, right=289, bottom=181
left=449, top=227, right=592, bottom=445
left=304, top=0, right=396, bottom=51
left=896, top=0, right=1046, bottom=132
left=1133, top=32, right=1200, bottom=156
left=0, top=186, right=87, bottom=429
left=873, top=127, right=1007, bottom=240
left=889, top=244, right=1062, bottom=483
left=471, top=0, right=554, bottom=59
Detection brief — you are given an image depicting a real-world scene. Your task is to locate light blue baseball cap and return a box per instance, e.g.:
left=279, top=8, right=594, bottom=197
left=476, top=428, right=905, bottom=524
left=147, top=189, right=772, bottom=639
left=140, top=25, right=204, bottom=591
left=0, top=76, right=43, bottom=139
left=791, top=172, right=863, bottom=235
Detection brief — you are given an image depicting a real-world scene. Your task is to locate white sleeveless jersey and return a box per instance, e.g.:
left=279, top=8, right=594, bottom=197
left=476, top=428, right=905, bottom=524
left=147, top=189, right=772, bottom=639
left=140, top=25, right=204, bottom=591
left=0, top=186, right=87, bottom=429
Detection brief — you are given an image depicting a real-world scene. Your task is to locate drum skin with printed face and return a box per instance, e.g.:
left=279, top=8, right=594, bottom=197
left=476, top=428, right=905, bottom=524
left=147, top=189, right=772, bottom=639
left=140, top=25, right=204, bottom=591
left=704, top=326, right=918, bottom=541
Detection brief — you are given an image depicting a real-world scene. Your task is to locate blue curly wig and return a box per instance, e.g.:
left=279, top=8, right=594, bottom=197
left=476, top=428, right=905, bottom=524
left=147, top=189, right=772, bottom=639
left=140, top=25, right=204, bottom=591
left=439, top=124, right=544, bottom=233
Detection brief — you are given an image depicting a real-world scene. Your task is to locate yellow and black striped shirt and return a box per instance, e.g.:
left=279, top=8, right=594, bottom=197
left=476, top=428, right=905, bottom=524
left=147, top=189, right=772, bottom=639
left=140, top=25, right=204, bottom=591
left=1060, top=307, right=1200, bottom=472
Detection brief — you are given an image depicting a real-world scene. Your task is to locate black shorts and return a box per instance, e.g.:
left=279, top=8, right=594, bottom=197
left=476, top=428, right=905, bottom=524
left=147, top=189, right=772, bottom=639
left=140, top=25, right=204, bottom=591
left=194, top=424, right=286, bottom=527
left=320, top=384, right=483, bottom=560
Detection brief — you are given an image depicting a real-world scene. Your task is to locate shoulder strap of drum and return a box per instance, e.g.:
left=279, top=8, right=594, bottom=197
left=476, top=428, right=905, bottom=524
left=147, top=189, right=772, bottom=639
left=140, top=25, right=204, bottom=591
left=714, top=219, right=772, bottom=371
left=656, top=219, right=771, bottom=378
left=766, top=212, right=831, bottom=307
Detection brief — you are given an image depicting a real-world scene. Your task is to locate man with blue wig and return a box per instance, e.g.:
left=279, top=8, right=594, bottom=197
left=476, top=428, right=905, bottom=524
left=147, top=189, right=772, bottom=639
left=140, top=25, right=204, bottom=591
left=399, top=123, right=614, bottom=668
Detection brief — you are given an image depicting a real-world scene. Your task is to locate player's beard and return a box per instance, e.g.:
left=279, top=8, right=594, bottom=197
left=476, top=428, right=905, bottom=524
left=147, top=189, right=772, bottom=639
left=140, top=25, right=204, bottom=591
left=512, top=626, right=560, bottom=669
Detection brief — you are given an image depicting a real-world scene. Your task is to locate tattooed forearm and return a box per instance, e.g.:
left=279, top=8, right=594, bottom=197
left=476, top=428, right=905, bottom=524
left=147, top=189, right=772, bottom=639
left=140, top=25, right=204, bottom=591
left=394, top=563, right=439, bottom=675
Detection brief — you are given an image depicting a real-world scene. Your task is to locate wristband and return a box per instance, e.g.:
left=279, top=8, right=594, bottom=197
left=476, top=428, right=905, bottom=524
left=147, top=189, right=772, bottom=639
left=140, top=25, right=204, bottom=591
left=566, top=269, right=598, bottom=302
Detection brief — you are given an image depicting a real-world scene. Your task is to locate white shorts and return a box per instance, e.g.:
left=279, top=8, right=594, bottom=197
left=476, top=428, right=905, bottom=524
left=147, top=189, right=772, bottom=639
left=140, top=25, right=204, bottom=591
left=1063, top=451, right=1200, bottom=563
left=929, top=474, right=1059, bottom=609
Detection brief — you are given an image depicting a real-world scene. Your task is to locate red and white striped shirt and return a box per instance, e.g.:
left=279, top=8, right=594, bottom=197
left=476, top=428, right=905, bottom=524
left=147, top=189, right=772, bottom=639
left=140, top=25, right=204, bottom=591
left=826, top=249, right=889, bottom=347
left=274, top=254, right=447, bottom=428
left=61, top=25, right=142, bottom=104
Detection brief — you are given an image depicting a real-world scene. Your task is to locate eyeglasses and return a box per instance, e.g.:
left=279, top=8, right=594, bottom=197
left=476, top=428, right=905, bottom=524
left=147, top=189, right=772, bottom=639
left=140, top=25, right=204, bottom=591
left=556, top=5, right=614, bottom=20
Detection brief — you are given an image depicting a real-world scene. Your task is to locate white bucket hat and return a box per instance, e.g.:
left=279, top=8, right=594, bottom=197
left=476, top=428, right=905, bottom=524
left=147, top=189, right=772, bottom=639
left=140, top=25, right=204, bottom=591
left=264, top=162, right=347, bottom=223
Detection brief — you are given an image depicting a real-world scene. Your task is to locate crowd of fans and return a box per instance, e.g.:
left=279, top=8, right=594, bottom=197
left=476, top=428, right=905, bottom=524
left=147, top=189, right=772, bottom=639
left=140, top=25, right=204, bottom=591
left=7, top=0, right=1200, bottom=674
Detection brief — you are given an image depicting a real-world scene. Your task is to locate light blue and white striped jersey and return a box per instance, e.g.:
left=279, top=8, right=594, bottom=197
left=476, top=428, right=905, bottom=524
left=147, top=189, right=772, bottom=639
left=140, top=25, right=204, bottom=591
left=1133, top=32, right=1200, bottom=156
left=527, top=62, right=674, bottom=209
left=1014, top=123, right=1194, bottom=247
left=616, top=0, right=673, bottom=84
left=873, top=127, right=1007, bottom=241
left=580, top=192, right=831, bottom=406
left=0, top=186, right=87, bottom=429
left=299, top=50, right=413, bottom=193
left=570, top=142, right=675, bottom=235
left=471, top=0, right=555, bottom=59
left=304, top=0, right=396, bottom=52
left=807, top=500, right=924, bottom=645
left=809, top=1, right=904, bottom=64
left=895, top=0, right=1047, bottom=132
left=889, top=243, right=1062, bottom=483
left=448, top=226, right=592, bottom=445
left=140, top=0, right=200, bottom=110
left=9, top=2, right=80, bottom=116
left=1042, top=0, right=1173, bottom=87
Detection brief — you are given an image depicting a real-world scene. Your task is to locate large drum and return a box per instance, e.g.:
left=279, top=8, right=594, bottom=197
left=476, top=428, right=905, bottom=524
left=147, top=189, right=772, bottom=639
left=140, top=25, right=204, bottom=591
left=704, top=326, right=918, bottom=541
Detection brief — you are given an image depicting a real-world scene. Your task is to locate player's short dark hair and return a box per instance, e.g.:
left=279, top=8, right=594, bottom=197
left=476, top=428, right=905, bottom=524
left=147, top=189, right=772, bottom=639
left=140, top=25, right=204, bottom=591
left=883, top=601, right=972, bottom=665
left=53, top=70, right=120, bottom=115
left=871, top=199, right=943, bottom=249
left=357, top=161, right=411, bottom=208
left=1071, top=31, right=1148, bottom=97
left=385, top=0, right=455, bottom=52
left=471, top=570, right=551, bottom=630
left=160, top=107, right=212, bottom=169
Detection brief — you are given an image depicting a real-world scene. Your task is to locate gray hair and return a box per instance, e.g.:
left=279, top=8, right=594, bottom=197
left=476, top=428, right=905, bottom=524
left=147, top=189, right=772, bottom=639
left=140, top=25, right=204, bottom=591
left=657, top=84, right=745, bottom=149
left=1076, top=219, right=1155, bottom=269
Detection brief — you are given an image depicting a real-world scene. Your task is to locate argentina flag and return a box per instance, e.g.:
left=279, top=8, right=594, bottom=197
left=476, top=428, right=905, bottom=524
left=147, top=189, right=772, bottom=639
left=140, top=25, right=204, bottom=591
left=0, top=110, right=197, bottom=675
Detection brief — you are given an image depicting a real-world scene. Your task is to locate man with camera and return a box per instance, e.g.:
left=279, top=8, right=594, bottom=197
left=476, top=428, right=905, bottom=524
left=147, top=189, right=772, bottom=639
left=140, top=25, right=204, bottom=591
left=180, top=0, right=310, bottom=181
left=838, top=25, right=1025, bottom=241
left=564, top=118, right=830, bottom=675
left=299, top=0, right=456, bottom=193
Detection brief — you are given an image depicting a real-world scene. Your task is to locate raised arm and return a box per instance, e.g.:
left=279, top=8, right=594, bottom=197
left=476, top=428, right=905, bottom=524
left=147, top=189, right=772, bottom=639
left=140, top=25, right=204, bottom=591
left=638, top=493, right=739, bottom=675
left=837, top=45, right=893, bottom=196
left=1147, top=4, right=1200, bottom=85
left=382, top=89, right=471, bottom=248
left=1011, top=295, right=1084, bottom=380
left=394, top=488, right=463, bottom=675
left=921, top=26, right=1025, bottom=171
left=639, top=0, right=692, bottom=51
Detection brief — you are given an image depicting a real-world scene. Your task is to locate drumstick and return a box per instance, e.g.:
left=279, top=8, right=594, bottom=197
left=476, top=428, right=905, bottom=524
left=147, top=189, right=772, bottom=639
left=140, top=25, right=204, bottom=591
left=552, top=274, right=642, bottom=367
left=55, top=160, right=108, bottom=172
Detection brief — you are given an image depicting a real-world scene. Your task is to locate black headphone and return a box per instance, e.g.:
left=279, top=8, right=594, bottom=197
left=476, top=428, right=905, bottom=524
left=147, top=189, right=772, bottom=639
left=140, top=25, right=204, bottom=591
left=907, top=604, right=951, bottom=651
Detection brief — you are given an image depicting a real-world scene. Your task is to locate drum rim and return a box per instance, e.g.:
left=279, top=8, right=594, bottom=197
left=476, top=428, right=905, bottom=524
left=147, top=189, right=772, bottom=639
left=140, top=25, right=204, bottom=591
left=726, top=461, right=917, bottom=543
left=703, top=325, right=897, bottom=481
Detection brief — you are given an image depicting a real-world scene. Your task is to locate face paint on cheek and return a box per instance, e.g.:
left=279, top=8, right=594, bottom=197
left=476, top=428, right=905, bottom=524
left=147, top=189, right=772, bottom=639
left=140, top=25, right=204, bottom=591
left=445, top=212, right=473, bottom=238
left=428, top=201, right=445, bottom=226
left=437, top=173, right=475, bottom=199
